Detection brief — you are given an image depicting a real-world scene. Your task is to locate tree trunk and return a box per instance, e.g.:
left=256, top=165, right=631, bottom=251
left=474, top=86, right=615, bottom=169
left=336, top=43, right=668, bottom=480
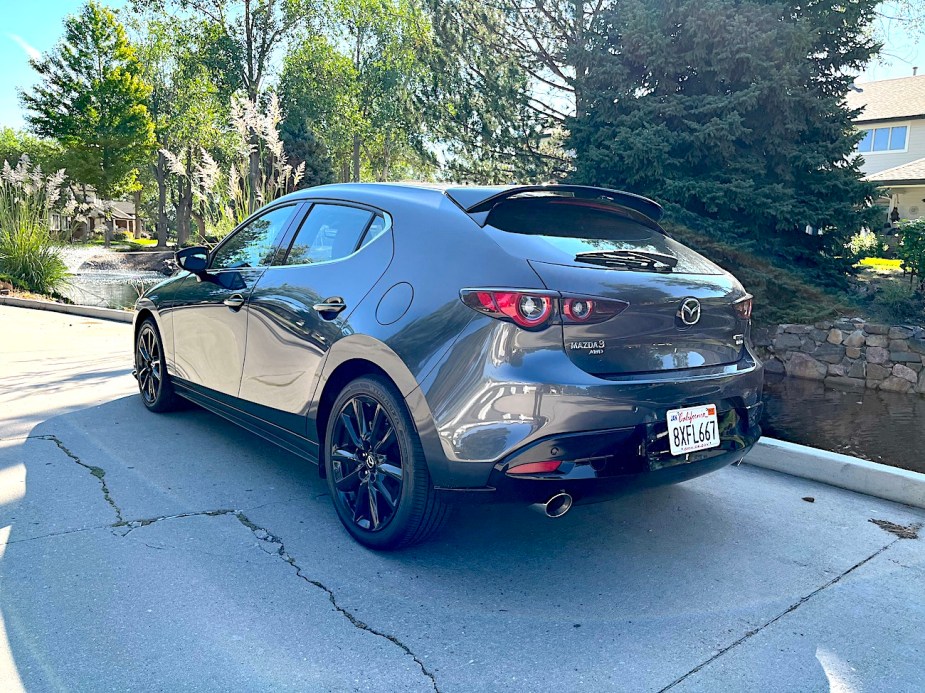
left=176, top=178, right=192, bottom=247
left=155, top=153, right=168, bottom=248
left=381, top=139, right=390, bottom=181
left=249, top=147, right=261, bottom=214
left=192, top=200, right=206, bottom=244
left=133, top=189, right=143, bottom=239
left=352, top=134, right=361, bottom=182
left=75, top=185, right=89, bottom=242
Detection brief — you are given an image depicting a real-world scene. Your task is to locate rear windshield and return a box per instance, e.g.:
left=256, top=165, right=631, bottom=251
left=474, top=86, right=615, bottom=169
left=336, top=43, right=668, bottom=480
left=484, top=196, right=722, bottom=275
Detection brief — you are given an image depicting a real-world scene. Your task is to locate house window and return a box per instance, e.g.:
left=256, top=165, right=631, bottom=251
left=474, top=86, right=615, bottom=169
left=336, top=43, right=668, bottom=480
left=857, top=125, right=908, bottom=153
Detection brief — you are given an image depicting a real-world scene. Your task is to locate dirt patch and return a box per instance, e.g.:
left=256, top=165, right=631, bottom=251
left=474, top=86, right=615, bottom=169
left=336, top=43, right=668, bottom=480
left=869, top=518, right=921, bottom=539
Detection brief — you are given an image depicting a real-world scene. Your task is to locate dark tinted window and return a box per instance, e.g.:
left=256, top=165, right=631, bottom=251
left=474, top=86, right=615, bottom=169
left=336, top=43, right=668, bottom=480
left=485, top=197, right=720, bottom=275
left=211, top=205, right=295, bottom=269
left=284, top=204, right=373, bottom=265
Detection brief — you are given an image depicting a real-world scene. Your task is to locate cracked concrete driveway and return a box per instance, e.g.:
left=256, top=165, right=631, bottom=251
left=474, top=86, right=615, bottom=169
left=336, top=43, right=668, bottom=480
left=1, top=304, right=924, bottom=692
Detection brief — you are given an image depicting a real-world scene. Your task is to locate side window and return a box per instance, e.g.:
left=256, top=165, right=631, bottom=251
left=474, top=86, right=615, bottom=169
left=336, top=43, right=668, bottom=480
left=359, top=214, right=390, bottom=250
left=211, top=205, right=296, bottom=270
left=284, top=204, right=373, bottom=265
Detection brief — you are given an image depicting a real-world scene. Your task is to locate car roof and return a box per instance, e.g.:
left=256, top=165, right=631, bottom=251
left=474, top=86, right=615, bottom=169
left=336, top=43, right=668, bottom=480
left=279, top=182, right=664, bottom=222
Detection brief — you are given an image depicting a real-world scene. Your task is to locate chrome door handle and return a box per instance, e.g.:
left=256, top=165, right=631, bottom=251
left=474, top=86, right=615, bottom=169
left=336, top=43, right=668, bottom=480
left=224, top=294, right=246, bottom=310
left=313, top=297, right=346, bottom=318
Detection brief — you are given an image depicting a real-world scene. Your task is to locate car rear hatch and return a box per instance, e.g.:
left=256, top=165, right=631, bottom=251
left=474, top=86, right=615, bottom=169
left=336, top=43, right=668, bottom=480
left=479, top=193, right=749, bottom=377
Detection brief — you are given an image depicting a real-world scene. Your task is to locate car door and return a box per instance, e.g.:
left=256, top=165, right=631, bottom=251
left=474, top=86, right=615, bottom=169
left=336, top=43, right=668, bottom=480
left=170, top=203, right=302, bottom=397
left=238, top=202, right=394, bottom=421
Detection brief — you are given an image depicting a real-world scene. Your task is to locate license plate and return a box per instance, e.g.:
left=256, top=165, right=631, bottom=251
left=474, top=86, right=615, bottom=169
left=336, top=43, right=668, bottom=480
left=666, top=404, right=720, bottom=456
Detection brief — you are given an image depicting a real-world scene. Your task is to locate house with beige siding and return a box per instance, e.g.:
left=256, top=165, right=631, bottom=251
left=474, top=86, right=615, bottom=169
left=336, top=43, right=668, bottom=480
left=847, top=75, right=925, bottom=224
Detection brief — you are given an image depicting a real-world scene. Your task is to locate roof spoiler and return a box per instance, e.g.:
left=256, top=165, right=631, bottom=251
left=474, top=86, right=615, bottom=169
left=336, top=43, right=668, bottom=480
left=444, top=185, right=664, bottom=224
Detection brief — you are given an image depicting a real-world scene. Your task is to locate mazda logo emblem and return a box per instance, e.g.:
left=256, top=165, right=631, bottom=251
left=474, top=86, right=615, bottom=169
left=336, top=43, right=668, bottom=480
left=678, top=298, right=701, bottom=326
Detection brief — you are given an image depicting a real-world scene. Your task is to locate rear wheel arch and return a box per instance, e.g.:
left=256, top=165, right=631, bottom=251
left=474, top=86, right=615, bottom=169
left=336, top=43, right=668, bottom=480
left=315, top=359, right=397, bottom=468
left=310, top=336, right=451, bottom=484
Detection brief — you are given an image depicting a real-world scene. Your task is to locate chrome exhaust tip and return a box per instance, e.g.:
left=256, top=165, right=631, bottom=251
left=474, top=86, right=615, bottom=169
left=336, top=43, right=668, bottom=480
left=531, top=492, right=573, bottom=518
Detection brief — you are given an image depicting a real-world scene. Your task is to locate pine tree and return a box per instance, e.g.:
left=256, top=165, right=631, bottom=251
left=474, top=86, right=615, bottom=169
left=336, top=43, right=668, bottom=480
left=568, top=0, right=881, bottom=275
left=21, top=2, right=155, bottom=207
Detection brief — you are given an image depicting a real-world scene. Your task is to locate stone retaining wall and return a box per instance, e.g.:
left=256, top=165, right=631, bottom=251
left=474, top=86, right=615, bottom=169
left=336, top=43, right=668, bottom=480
left=753, top=320, right=925, bottom=395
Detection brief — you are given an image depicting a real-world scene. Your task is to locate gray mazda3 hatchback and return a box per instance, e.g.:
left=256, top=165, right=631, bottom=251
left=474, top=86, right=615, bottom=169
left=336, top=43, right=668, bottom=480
left=134, top=183, right=764, bottom=548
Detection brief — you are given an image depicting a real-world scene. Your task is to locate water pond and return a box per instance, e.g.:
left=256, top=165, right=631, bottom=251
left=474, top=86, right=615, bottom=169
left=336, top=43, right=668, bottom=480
left=761, top=373, right=924, bottom=474
left=60, top=271, right=165, bottom=310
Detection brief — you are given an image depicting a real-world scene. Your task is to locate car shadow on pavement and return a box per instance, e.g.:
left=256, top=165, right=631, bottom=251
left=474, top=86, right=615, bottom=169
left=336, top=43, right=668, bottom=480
left=3, top=393, right=916, bottom=691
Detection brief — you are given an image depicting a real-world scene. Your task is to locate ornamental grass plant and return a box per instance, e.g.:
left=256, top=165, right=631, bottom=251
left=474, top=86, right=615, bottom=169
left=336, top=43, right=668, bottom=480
left=0, top=155, right=68, bottom=294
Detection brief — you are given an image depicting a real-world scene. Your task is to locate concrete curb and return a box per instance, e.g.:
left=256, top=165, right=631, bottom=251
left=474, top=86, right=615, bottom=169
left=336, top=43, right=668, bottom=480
left=0, top=295, right=133, bottom=323
left=746, top=437, right=925, bottom=510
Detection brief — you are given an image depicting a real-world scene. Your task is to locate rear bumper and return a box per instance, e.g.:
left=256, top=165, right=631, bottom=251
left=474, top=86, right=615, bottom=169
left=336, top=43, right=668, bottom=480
left=418, top=319, right=764, bottom=488
left=436, top=401, right=762, bottom=504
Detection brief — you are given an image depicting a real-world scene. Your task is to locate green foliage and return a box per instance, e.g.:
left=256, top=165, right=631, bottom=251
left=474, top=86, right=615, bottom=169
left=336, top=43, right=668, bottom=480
left=133, top=0, right=319, bottom=99
left=847, top=230, right=886, bottom=261
left=569, top=0, right=881, bottom=279
left=0, top=229, right=68, bottom=295
left=869, top=280, right=924, bottom=325
left=131, top=12, right=235, bottom=245
left=0, top=128, right=64, bottom=171
left=279, top=118, right=335, bottom=188
left=0, top=157, right=68, bottom=294
left=280, top=0, right=437, bottom=182
left=897, top=218, right=925, bottom=288
left=21, top=2, right=155, bottom=199
left=423, top=0, right=571, bottom=182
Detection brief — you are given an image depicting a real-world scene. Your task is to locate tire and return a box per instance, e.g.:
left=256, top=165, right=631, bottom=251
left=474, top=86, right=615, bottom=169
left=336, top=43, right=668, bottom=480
left=323, top=375, right=449, bottom=550
left=135, top=318, right=181, bottom=413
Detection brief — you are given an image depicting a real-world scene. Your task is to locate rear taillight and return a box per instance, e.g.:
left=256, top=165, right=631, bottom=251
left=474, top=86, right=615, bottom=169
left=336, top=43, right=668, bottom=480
left=461, top=289, right=628, bottom=329
left=562, top=296, right=628, bottom=324
left=733, top=294, right=753, bottom=321
left=462, top=290, right=555, bottom=329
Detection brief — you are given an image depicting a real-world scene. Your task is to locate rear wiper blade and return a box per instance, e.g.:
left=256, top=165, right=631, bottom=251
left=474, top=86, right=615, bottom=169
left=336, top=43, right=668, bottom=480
left=574, top=249, right=678, bottom=272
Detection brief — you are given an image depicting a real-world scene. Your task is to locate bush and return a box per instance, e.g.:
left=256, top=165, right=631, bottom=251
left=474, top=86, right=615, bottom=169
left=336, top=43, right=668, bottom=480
left=847, top=229, right=885, bottom=260
left=897, top=219, right=925, bottom=288
left=112, top=231, right=128, bottom=242
left=870, top=281, right=924, bottom=325
left=0, top=228, right=67, bottom=293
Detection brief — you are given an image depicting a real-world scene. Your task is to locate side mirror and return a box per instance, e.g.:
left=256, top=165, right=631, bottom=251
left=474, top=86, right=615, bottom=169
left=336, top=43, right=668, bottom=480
left=176, top=246, right=209, bottom=274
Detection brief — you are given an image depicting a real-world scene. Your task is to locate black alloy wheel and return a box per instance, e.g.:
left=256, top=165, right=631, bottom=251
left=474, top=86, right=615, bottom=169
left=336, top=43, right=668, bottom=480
left=135, top=319, right=180, bottom=412
left=324, top=376, right=448, bottom=549
left=330, top=395, right=403, bottom=532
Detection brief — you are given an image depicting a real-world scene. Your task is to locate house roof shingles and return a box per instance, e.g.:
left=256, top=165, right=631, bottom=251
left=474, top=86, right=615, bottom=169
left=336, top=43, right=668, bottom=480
left=866, top=156, right=925, bottom=184
left=846, top=75, right=925, bottom=123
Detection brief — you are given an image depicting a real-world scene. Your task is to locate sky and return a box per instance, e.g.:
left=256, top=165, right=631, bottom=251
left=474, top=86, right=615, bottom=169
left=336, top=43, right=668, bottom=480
left=0, top=0, right=922, bottom=130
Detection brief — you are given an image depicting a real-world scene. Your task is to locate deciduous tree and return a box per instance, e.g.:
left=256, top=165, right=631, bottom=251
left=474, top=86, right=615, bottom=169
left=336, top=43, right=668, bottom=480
left=280, top=0, right=435, bottom=182
left=21, top=1, right=155, bottom=245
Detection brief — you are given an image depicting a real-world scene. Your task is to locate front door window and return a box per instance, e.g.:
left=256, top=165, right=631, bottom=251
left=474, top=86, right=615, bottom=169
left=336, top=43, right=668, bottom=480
left=211, top=205, right=297, bottom=270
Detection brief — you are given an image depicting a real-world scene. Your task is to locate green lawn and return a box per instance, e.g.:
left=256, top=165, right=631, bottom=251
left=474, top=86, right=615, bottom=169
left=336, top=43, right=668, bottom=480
left=858, top=257, right=903, bottom=271
left=76, top=238, right=169, bottom=251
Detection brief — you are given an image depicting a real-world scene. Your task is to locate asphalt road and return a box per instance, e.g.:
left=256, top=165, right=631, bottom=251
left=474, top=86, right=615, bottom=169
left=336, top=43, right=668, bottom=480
left=1, top=304, right=924, bottom=692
